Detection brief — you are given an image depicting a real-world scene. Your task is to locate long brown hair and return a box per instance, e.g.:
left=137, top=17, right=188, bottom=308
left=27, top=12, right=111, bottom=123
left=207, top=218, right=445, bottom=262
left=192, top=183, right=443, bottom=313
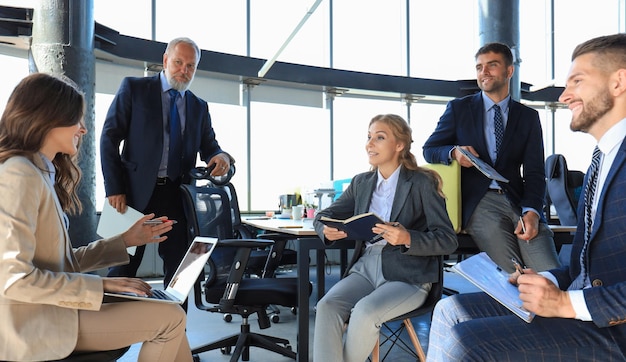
left=0, top=73, right=85, bottom=214
left=368, top=114, right=445, bottom=197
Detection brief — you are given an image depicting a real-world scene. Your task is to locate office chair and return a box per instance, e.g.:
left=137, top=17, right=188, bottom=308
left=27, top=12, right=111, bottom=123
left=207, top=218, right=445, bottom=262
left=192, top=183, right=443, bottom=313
left=371, top=257, right=444, bottom=362
left=188, top=167, right=298, bottom=323
left=545, top=154, right=584, bottom=227
left=46, top=346, right=129, bottom=362
left=180, top=180, right=311, bottom=361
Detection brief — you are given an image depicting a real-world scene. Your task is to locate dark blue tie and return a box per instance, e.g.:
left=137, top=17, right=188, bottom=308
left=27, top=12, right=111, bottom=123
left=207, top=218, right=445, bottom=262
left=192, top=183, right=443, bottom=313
left=493, top=104, right=504, bottom=155
left=168, top=89, right=182, bottom=180
left=570, top=146, right=602, bottom=290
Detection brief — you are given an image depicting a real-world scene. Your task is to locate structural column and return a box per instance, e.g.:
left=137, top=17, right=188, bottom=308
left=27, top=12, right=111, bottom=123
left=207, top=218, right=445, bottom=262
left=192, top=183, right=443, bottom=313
left=478, top=0, right=521, bottom=100
left=29, top=0, right=96, bottom=246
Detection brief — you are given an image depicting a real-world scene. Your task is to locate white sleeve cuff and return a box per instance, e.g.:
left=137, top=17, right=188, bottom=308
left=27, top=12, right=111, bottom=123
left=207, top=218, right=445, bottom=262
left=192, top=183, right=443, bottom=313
left=569, top=290, right=592, bottom=321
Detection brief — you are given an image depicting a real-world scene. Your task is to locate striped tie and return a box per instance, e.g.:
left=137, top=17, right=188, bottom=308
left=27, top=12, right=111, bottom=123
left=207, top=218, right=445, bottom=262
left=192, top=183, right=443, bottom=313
left=493, top=104, right=504, bottom=155
left=570, top=146, right=601, bottom=290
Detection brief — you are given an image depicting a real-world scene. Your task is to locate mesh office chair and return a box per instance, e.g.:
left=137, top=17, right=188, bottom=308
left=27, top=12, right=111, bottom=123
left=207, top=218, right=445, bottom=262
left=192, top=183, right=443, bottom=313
left=545, top=154, right=584, bottom=227
left=371, top=257, right=444, bottom=362
left=180, top=179, right=310, bottom=361
left=44, top=346, right=129, bottom=362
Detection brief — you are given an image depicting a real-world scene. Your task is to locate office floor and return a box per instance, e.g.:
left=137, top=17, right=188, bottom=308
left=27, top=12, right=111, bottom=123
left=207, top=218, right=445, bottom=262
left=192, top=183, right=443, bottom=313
left=119, top=259, right=479, bottom=362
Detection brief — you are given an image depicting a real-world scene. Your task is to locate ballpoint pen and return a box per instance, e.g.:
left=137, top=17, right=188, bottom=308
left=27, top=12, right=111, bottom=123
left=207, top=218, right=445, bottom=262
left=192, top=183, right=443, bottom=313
left=518, top=216, right=527, bottom=234
left=511, top=257, right=525, bottom=274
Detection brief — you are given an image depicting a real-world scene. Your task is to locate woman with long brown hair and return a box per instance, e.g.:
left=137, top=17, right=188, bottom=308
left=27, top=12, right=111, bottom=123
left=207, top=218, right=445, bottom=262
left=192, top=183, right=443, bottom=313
left=0, top=73, right=192, bottom=361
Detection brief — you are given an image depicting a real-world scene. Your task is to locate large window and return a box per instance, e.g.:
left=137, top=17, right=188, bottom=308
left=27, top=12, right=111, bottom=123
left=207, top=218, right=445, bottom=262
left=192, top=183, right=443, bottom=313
left=1, top=1, right=623, bottom=213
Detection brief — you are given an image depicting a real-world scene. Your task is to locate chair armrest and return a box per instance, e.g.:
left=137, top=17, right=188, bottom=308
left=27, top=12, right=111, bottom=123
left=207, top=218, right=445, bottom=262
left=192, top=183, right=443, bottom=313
left=219, top=238, right=274, bottom=248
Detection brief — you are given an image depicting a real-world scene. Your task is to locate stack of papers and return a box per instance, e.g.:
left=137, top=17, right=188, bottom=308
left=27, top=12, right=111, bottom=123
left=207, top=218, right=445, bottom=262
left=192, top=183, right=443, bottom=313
left=97, top=201, right=145, bottom=255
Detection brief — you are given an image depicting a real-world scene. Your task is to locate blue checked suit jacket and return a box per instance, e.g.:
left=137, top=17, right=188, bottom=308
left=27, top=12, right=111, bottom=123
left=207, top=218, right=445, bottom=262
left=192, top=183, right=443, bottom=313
left=550, top=136, right=626, bottom=352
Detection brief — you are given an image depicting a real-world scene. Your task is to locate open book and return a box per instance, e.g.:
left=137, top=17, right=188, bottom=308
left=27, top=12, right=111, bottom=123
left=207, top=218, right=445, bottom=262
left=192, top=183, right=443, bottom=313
left=319, top=212, right=385, bottom=241
left=452, top=252, right=534, bottom=323
left=455, top=146, right=509, bottom=183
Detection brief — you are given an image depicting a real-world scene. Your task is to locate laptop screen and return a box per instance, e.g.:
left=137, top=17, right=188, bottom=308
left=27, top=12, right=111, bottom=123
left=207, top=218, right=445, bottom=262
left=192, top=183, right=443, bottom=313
left=165, top=236, right=218, bottom=301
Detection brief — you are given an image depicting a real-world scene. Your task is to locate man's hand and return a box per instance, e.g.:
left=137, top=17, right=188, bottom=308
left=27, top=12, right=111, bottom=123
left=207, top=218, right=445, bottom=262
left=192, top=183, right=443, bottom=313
left=517, top=273, right=576, bottom=318
left=207, top=153, right=231, bottom=176
left=515, top=212, right=540, bottom=241
left=453, top=146, right=479, bottom=168
left=108, top=194, right=127, bottom=213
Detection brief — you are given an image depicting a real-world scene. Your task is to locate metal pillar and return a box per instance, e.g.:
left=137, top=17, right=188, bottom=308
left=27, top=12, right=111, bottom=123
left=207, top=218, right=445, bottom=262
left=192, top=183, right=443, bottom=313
left=29, top=0, right=96, bottom=246
left=478, top=0, right=521, bottom=101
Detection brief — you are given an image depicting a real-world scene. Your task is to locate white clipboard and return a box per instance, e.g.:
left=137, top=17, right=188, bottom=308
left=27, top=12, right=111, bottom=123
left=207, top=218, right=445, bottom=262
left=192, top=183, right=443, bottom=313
left=97, top=200, right=144, bottom=255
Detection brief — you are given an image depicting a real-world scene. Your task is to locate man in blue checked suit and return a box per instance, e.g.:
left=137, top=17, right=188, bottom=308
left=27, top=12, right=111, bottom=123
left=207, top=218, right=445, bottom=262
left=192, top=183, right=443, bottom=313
left=427, top=33, right=626, bottom=361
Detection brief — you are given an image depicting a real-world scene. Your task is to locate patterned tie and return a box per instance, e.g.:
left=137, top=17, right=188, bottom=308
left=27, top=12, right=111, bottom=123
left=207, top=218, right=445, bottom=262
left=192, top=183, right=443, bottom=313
left=570, top=146, right=602, bottom=290
left=493, top=104, right=504, bottom=155
left=167, top=89, right=182, bottom=179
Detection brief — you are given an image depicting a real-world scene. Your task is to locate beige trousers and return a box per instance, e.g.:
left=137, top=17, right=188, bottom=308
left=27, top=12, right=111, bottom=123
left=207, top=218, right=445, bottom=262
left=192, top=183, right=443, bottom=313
left=75, top=301, right=192, bottom=362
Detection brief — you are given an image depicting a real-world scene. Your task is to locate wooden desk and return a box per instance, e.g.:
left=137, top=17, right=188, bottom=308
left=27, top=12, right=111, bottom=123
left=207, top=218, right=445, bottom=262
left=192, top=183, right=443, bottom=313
left=241, top=217, right=355, bottom=362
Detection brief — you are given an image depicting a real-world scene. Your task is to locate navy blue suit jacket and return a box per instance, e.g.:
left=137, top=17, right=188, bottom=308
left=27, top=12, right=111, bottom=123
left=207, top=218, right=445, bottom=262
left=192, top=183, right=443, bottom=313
left=550, top=137, right=626, bottom=348
left=313, top=167, right=458, bottom=285
left=100, top=75, right=225, bottom=211
left=423, top=92, right=547, bottom=228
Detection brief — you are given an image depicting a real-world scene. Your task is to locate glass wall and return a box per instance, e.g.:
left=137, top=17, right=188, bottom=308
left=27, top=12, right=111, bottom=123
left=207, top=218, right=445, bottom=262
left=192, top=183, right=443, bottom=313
left=0, top=0, right=623, bottom=212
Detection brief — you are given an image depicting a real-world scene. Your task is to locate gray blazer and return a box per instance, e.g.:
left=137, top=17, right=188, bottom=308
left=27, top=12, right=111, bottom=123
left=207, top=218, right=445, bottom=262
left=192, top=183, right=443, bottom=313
left=314, top=167, right=457, bottom=284
left=0, top=156, right=130, bottom=361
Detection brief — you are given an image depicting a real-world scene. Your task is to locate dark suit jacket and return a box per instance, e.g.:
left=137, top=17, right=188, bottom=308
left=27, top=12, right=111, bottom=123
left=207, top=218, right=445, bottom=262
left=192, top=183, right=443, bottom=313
left=423, top=92, right=547, bottom=228
left=100, top=75, right=225, bottom=211
left=550, top=137, right=626, bottom=352
left=313, top=167, right=457, bottom=285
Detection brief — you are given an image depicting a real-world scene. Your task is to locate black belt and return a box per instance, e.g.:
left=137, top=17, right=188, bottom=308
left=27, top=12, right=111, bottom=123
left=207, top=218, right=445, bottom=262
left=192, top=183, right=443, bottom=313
left=156, top=177, right=171, bottom=186
left=488, top=188, right=505, bottom=194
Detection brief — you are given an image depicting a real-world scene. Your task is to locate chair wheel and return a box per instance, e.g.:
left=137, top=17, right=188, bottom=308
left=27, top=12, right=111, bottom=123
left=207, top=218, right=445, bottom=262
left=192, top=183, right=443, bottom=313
left=220, top=346, right=232, bottom=354
left=192, top=353, right=201, bottom=362
left=271, top=314, right=280, bottom=323
left=223, top=313, right=232, bottom=322
left=291, top=307, right=297, bottom=315
left=285, top=344, right=292, bottom=351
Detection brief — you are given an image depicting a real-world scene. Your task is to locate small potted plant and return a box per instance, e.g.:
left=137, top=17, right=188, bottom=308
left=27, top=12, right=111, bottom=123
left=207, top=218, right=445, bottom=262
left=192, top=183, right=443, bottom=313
left=304, top=202, right=317, bottom=218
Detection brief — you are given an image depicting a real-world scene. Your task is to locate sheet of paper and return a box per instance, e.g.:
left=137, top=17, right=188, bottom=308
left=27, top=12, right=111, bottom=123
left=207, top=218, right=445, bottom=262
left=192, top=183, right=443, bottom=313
left=97, top=200, right=144, bottom=255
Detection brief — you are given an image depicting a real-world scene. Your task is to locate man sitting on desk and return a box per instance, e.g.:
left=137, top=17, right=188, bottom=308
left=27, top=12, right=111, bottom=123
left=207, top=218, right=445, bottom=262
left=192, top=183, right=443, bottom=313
left=312, top=114, right=457, bottom=362
left=423, top=42, right=560, bottom=273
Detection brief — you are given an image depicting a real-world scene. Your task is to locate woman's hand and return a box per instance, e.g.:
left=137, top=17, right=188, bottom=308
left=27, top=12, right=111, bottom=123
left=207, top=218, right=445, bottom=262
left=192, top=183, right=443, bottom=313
left=322, top=225, right=347, bottom=241
left=121, top=213, right=174, bottom=248
left=102, top=277, right=153, bottom=296
left=372, top=222, right=410, bottom=246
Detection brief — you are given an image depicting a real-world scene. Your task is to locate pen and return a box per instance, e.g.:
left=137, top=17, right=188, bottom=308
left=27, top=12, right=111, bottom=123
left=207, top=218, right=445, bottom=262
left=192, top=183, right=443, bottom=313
left=278, top=225, right=303, bottom=229
left=518, top=216, right=526, bottom=234
left=511, top=257, right=525, bottom=274
left=144, top=219, right=177, bottom=225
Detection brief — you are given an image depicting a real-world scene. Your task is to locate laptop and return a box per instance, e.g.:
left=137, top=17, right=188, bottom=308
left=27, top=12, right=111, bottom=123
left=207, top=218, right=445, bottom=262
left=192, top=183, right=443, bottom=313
left=104, top=236, right=218, bottom=304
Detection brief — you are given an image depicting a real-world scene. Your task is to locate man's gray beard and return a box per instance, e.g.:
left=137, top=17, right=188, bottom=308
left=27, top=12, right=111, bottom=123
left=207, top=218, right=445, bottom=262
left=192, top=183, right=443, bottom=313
left=167, top=74, right=192, bottom=91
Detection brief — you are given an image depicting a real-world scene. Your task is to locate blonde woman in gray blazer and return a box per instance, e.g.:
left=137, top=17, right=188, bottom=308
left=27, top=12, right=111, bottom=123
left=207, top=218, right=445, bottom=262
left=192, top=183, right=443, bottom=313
left=313, top=114, right=458, bottom=362
left=0, top=73, right=193, bottom=361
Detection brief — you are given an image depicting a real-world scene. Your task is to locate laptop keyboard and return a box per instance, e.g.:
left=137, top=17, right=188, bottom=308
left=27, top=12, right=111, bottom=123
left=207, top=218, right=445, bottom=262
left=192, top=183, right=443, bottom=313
left=151, top=289, right=171, bottom=300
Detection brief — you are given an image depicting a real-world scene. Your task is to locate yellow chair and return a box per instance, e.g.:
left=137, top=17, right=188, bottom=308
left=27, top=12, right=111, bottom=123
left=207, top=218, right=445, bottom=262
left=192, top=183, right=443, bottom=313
left=423, top=161, right=461, bottom=233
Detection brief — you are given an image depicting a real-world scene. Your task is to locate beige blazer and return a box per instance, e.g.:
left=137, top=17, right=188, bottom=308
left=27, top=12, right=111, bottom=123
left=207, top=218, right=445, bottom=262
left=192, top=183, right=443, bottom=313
left=0, top=156, right=130, bottom=361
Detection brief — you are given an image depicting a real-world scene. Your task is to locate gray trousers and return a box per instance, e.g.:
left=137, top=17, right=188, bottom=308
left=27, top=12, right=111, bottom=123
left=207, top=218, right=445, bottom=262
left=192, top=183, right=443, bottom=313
left=465, top=191, right=560, bottom=273
left=313, top=245, right=430, bottom=362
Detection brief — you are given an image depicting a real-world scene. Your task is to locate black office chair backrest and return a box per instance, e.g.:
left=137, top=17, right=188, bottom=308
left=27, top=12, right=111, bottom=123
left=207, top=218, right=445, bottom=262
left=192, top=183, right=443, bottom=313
left=545, top=154, right=584, bottom=226
left=180, top=183, right=235, bottom=290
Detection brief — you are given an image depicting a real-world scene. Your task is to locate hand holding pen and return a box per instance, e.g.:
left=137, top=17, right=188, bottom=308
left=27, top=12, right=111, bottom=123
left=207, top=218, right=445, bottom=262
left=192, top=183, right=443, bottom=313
left=515, top=212, right=539, bottom=241
left=371, top=222, right=410, bottom=246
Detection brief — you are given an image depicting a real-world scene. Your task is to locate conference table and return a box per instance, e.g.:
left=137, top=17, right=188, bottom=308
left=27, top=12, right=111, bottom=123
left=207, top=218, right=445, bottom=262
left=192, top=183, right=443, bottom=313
left=241, top=217, right=355, bottom=362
